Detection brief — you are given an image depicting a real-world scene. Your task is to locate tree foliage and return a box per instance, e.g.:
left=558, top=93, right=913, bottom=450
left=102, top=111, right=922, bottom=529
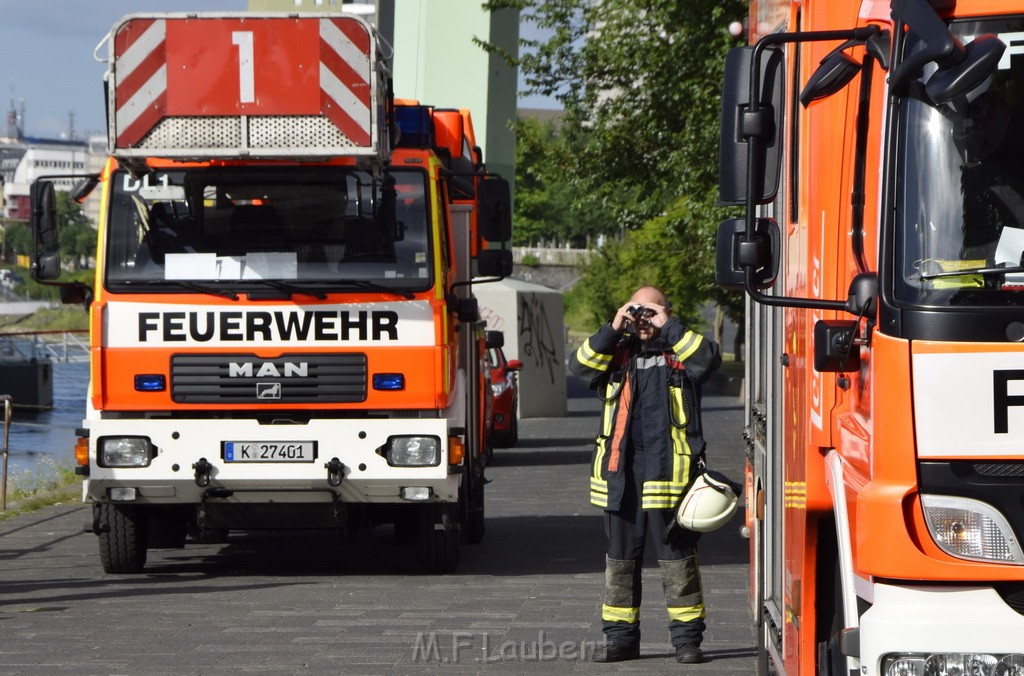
left=1, top=192, right=96, bottom=271
left=487, top=0, right=746, bottom=329
left=56, top=192, right=97, bottom=270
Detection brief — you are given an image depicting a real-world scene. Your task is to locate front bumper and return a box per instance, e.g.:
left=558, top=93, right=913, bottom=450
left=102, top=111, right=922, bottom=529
left=82, top=416, right=460, bottom=504
left=860, top=583, right=1024, bottom=674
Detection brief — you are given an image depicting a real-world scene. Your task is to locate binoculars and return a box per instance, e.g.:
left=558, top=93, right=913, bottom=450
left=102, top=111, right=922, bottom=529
left=627, top=304, right=656, bottom=319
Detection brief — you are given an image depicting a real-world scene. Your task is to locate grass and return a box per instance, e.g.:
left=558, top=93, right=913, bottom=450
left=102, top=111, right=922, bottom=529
left=0, top=306, right=90, bottom=333
left=0, top=459, right=82, bottom=521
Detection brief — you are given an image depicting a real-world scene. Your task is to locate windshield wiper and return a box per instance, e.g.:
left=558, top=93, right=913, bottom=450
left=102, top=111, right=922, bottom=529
left=121, top=279, right=239, bottom=300
left=255, top=280, right=327, bottom=300
left=918, top=264, right=1024, bottom=280
left=332, top=279, right=414, bottom=299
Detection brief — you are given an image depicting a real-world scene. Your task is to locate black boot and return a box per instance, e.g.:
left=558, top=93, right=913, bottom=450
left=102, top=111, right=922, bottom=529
left=593, top=642, right=641, bottom=662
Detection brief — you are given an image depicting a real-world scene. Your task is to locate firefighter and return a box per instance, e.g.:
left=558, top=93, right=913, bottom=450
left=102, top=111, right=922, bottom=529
left=570, top=285, right=722, bottom=664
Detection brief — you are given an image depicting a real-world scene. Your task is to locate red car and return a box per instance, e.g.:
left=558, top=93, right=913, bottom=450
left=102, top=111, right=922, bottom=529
left=485, top=331, right=522, bottom=447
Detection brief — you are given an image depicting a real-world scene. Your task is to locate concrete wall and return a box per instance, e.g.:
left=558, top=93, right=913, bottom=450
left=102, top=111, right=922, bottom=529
left=474, top=278, right=567, bottom=419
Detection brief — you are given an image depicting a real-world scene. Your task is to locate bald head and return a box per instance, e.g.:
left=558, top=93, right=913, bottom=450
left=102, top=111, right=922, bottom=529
left=630, top=286, right=668, bottom=309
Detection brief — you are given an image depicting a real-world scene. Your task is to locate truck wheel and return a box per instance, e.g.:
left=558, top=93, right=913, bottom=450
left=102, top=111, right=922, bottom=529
left=416, top=504, right=460, bottom=574
left=98, top=503, right=148, bottom=574
left=462, top=475, right=485, bottom=544
left=508, top=410, right=518, bottom=446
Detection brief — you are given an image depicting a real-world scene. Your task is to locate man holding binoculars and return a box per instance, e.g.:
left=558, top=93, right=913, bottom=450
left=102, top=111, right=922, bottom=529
left=570, top=286, right=721, bottom=664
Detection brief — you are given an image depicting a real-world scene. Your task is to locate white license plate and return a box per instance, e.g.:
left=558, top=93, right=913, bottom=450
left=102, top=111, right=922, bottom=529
left=223, top=441, right=317, bottom=463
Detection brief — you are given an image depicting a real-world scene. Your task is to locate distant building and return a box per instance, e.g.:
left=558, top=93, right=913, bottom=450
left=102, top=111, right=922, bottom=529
left=0, top=137, right=90, bottom=222
left=1, top=96, right=104, bottom=226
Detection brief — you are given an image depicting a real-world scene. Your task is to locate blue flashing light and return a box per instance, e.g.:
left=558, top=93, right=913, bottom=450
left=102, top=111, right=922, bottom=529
left=134, top=374, right=166, bottom=392
left=372, top=373, right=405, bottom=391
left=395, top=105, right=433, bottom=149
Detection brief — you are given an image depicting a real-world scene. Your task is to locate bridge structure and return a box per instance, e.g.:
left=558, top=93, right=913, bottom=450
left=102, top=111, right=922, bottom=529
left=510, top=246, right=591, bottom=291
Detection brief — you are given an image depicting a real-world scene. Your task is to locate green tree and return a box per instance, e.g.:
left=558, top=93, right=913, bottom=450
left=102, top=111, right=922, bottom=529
left=2, top=221, right=31, bottom=257
left=56, top=192, right=96, bottom=270
left=487, top=0, right=746, bottom=328
left=513, top=116, right=612, bottom=247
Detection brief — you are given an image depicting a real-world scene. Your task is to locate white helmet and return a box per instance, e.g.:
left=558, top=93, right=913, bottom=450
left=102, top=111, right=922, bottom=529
left=676, top=471, right=739, bottom=532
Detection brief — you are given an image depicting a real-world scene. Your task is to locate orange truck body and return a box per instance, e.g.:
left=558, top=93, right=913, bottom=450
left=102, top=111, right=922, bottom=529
left=719, top=1, right=1024, bottom=673
left=34, top=13, right=511, bottom=575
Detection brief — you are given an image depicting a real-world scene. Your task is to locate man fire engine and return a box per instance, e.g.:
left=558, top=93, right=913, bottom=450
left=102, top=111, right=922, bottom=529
left=716, top=0, right=1024, bottom=673
left=29, top=13, right=511, bottom=575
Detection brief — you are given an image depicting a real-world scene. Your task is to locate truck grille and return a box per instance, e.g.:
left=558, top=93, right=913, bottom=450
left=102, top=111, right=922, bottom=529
left=171, top=354, right=367, bottom=404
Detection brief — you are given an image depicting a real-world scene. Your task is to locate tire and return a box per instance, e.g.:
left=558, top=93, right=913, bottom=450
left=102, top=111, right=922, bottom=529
left=757, top=610, right=772, bottom=676
left=416, top=504, right=460, bottom=574
left=462, top=473, right=485, bottom=544
left=815, top=526, right=846, bottom=676
left=508, top=408, right=518, bottom=446
left=493, top=408, right=518, bottom=448
left=98, top=503, right=148, bottom=574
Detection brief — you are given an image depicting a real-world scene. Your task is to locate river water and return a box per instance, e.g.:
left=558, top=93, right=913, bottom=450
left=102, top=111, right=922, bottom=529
left=3, top=361, right=89, bottom=487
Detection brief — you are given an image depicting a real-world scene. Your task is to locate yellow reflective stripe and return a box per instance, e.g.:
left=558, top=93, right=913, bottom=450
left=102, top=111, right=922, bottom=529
left=591, top=478, right=608, bottom=493
left=593, top=400, right=614, bottom=480
left=666, top=605, right=706, bottom=622
left=591, top=495, right=609, bottom=508
left=673, top=331, right=704, bottom=362
left=576, top=339, right=612, bottom=371
left=641, top=496, right=677, bottom=509
left=642, top=481, right=689, bottom=492
left=671, top=385, right=687, bottom=427
left=602, top=605, right=639, bottom=623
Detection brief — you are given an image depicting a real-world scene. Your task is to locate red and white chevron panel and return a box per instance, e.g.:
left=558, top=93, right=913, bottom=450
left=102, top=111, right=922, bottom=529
left=319, top=17, right=372, bottom=148
left=113, top=18, right=168, bottom=150
left=111, top=15, right=374, bottom=151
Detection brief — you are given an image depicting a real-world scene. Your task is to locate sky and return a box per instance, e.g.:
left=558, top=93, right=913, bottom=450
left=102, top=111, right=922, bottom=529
left=0, top=1, right=554, bottom=141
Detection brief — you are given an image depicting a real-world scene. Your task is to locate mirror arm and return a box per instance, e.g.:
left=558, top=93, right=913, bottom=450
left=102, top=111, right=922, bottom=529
left=738, top=28, right=881, bottom=314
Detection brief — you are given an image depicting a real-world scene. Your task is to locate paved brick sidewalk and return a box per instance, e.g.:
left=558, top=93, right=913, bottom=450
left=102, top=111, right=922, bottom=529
left=0, top=373, right=754, bottom=674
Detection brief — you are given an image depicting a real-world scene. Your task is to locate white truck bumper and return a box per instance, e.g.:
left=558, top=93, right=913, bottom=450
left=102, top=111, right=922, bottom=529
left=83, top=416, right=461, bottom=504
left=859, top=582, right=1024, bottom=675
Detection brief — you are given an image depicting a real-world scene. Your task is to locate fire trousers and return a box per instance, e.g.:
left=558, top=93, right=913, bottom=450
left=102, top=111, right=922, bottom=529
left=601, top=437, right=706, bottom=648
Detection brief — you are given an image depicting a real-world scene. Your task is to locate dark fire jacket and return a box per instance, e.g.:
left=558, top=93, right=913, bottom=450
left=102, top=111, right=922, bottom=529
left=569, top=317, right=721, bottom=512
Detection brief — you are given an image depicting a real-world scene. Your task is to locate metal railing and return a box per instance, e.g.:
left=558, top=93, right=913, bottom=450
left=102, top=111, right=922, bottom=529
left=0, top=330, right=89, bottom=363
left=1, top=395, right=11, bottom=510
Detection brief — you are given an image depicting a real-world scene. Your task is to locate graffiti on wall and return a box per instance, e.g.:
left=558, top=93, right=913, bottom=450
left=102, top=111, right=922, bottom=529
left=519, top=295, right=560, bottom=385
left=479, top=305, right=506, bottom=332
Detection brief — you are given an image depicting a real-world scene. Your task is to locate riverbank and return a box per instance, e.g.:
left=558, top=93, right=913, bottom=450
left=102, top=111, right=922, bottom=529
left=0, top=465, right=81, bottom=521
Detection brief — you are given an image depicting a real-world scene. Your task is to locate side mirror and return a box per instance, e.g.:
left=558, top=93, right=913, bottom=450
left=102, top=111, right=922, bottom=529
left=59, top=281, right=93, bottom=308
left=449, top=295, right=479, bottom=323
left=485, top=330, right=504, bottom=349
left=800, top=51, right=861, bottom=107
left=34, top=252, right=61, bottom=281
left=814, top=319, right=860, bottom=373
left=30, top=180, right=58, bottom=248
left=715, top=218, right=781, bottom=291
left=478, top=176, right=512, bottom=242
left=846, top=272, right=878, bottom=315
left=477, top=249, right=513, bottom=278
left=507, top=359, right=523, bottom=371
left=925, top=34, right=1006, bottom=105
left=718, top=46, right=785, bottom=206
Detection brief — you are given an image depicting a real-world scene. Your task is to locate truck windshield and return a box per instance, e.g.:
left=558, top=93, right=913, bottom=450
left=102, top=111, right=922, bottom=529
left=895, top=18, right=1024, bottom=308
left=104, top=167, right=432, bottom=294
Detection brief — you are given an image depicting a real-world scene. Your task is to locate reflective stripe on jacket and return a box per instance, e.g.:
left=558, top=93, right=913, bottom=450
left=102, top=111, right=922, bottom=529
left=569, top=317, right=721, bottom=512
